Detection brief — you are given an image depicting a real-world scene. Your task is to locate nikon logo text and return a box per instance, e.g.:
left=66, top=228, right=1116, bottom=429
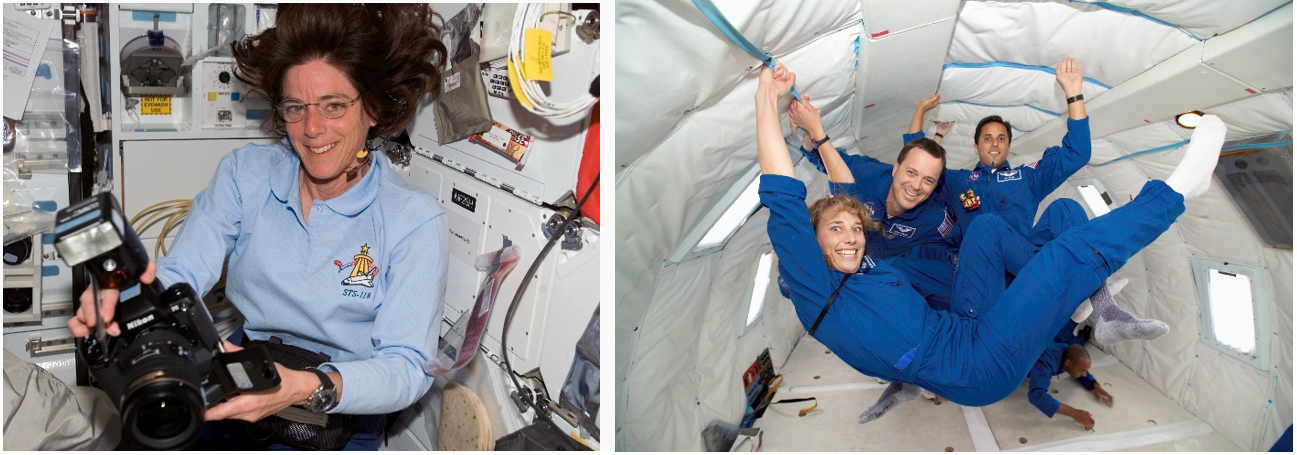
left=126, top=314, right=154, bottom=331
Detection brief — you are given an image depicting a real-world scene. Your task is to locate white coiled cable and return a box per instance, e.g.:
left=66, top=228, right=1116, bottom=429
left=507, top=4, right=597, bottom=118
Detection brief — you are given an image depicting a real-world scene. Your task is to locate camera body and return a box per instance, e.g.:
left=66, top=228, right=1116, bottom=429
left=53, top=192, right=280, bottom=449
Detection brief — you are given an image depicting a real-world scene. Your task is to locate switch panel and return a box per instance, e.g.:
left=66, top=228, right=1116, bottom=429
left=201, top=59, right=246, bottom=129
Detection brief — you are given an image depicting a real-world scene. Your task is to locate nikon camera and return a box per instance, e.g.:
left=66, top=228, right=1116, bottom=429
left=53, top=192, right=280, bottom=449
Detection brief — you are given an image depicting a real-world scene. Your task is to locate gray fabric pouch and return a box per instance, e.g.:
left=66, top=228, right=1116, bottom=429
left=432, top=54, right=493, bottom=144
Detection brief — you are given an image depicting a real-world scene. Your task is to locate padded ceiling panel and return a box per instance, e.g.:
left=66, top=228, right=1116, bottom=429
left=1095, top=0, right=1291, bottom=38
left=852, top=9, right=958, bottom=161
left=861, top=0, right=960, bottom=38
left=614, top=0, right=860, bottom=175
left=1202, top=3, right=1294, bottom=92
left=950, top=1, right=1199, bottom=85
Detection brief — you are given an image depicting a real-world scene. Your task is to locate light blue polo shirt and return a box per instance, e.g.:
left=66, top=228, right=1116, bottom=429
left=156, top=141, right=449, bottom=415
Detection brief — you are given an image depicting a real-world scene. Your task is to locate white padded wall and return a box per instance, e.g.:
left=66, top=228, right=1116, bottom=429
left=1259, top=248, right=1293, bottom=450
left=1045, top=97, right=1294, bottom=450
left=615, top=0, right=863, bottom=450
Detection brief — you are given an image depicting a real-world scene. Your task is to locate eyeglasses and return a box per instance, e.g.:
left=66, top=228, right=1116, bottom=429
left=276, top=95, right=361, bottom=123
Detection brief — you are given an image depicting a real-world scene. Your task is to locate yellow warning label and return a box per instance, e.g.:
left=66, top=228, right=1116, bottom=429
left=506, top=60, right=534, bottom=108
left=523, top=28, right=553, bottom=82
left=141, top=95, right=171, bottom=115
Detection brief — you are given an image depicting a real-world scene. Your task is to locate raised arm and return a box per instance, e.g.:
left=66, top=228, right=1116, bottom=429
left=756, top=63, right=796, bottom=177
left=1057, top=58, right=1086, bottom=120
left=790, top=95, right=852, bottom=183
left=1025, top=58, right=1091, bottom=197
left=909, top=93, right=940, bottom=134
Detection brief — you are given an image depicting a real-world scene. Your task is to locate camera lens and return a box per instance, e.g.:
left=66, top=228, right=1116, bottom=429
left=138, top=398, right=190, bottom=439
left=124, top=379, right=203, bottom=449
left=120, top=329, right=206, bottom=449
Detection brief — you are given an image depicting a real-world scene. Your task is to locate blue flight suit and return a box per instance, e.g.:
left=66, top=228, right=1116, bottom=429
left=904, top=117, right=1092, bottom=236
left=760, top=172, right=1183, bottom=406
left=799, top=145, right=960, bottom=259
left=901, top=117, right=1093, bottom=313
left=1053, top=320, right=1086, bottom=346
left=1027, top=342, right=1099, bottom=418
left=799, top=145, right=960, bottom=306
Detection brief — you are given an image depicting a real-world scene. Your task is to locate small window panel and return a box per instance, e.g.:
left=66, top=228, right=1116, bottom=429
left=1191, top=258, right=1272, bottom=371
left=692, top=175, right=762, bottom=253
left=1076, top=181, right=1113, bottom=217
left=738, top=251, right=774, bottom=337
left=1205, top=269, right=1255, bottom=355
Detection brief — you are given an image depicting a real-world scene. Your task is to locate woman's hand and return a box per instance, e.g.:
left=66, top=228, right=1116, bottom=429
left=68, top=261, right=157, bottom=338
left=756, top=62, right=796, bottom=102
left=789, top=95, right=825, bottom=141
left=755, top=60, right=797, bottom=177
left=203, top=341, right=320, bottom=422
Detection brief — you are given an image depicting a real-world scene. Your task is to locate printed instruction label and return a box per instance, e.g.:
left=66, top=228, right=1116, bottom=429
left=443, top=71, right=461, bottom=93
left=523, top=28, right=553, bottom=81
left=140, top=95, right=171, bottom=115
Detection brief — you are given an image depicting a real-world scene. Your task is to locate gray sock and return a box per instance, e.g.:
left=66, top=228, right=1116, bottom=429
left=1092, top=283, right=1134, bottom=323
left=858, top=381, right=921, bottom=424
left=1090, top=283, right=1169, bottom=344
left=1095, top=318, right=1170, bottom=344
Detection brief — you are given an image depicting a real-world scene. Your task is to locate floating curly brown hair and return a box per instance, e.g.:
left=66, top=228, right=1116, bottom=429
left=808, top=195, right=882, bottom=264
left=231, top=4, right=448, bottom=140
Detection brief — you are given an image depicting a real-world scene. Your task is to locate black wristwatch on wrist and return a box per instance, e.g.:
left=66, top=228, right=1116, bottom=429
left=811, top=134, right=831, bottom=150
left=1066, top=94, right=1084, bottom=104
left=303, top=367, right=338, bottom=413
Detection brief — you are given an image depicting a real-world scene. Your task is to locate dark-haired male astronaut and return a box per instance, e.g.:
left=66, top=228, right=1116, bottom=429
left=1027, top=340, right=1113, bottom=430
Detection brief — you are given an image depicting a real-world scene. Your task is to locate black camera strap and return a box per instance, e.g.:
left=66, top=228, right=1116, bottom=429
left=85, top=269, right=109, bottom=350
left=808, top=274, right=852, bottom=337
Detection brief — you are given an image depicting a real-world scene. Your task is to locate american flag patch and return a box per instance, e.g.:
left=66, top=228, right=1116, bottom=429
left=939, top=208, right=953, bottom=237
left=1026, top=160, right=1040, bottom=169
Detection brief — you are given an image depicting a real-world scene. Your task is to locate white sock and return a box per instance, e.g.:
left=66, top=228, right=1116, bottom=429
left=1166, top=115, right=1227, bottom=199
left=1108, top=277, right=1129, bottom=296
left=1070, top=301, right=1093, bottom=324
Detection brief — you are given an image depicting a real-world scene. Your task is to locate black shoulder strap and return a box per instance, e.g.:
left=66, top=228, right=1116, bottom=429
left=808, top=273, right=852, bottom=337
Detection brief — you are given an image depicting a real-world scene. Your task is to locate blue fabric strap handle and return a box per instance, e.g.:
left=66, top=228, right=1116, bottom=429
left=692, top=0, right=802, bottom=102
